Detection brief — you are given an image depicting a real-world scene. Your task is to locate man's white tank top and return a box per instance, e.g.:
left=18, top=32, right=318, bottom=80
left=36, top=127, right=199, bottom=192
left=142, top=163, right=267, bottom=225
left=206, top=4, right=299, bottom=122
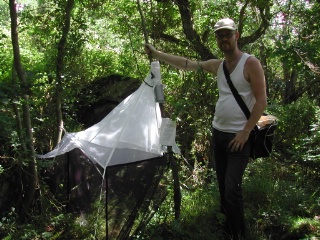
left=212, top=53, right=255, bottom=133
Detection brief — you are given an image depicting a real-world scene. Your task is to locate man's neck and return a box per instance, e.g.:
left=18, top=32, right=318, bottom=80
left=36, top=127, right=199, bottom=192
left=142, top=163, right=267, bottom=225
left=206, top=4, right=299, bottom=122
left=223, top=48, right=243, bottom=73
left=224, top=48, right=243, bottom=63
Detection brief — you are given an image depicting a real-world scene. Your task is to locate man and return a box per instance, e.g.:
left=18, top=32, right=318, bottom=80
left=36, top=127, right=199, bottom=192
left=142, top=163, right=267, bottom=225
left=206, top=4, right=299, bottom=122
left=145, top=18, right=267, bottom=239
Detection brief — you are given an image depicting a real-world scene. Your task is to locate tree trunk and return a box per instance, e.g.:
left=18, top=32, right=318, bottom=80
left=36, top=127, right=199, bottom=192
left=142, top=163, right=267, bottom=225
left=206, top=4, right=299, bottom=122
left=259, top=42, right=269, bottom=96
left=11, top=63, right=26, bottom=152
left=9, top=0, right=38, bottom=221
left=55, top=0, right=75, bottom=146
left=283, top=61, right=297, bottom=104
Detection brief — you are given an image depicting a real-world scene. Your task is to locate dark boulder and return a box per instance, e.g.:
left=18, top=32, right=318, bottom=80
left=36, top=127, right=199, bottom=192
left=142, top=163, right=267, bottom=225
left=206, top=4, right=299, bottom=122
left=75, top=74, right=140, bottom=127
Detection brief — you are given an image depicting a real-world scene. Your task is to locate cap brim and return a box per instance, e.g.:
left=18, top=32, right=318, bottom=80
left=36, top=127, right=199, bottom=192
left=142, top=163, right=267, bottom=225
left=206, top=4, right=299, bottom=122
left=214, top=26, right=237, bottom=32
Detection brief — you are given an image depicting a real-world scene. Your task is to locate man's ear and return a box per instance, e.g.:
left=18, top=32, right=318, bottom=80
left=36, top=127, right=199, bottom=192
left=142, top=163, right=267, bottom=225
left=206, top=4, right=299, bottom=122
left=235, top=31, right=240, bottom=40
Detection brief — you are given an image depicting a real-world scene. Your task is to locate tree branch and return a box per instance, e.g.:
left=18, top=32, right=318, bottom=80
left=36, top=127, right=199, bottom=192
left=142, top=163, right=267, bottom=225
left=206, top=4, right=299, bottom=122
left=238, top=1, right=272, bottom=48
left=174, top=0, right=216, bottom=60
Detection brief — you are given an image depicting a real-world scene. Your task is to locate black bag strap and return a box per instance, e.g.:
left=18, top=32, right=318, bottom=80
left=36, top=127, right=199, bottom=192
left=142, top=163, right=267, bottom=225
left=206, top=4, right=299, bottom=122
left=222, top=60, right=259, bottom=132
left=222, top=60, right=251, bottom=119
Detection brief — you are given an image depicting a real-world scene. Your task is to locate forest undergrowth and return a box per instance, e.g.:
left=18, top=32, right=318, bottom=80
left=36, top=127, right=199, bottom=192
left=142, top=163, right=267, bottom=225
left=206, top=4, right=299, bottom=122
left=135, top=158, right=320, bottom=240
left=1, top=98, right=320, bottom=240
left=1, top=157, right=318, bottom=240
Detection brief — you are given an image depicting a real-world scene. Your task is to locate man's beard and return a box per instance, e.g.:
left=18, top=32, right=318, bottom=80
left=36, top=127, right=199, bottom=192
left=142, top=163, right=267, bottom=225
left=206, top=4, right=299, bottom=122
left=220, top=42, right=234, bottom=53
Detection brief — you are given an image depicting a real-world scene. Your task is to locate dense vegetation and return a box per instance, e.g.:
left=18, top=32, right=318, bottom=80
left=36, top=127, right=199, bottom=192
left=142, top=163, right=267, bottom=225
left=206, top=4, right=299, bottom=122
left=0, top=0, right=319, bottom=239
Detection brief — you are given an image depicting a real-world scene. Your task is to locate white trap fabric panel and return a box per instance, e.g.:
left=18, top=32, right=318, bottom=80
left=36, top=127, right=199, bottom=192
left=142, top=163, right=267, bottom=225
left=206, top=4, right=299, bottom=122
left=37, top=62, right=164, bottom=168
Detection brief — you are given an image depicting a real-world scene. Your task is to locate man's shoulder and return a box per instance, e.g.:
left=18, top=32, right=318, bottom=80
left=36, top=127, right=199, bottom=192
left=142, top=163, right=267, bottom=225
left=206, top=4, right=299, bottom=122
left=244, top=53, right=259, bottom=61
left=244, top=54, right=264, bottom=78
left=245, top=54, right=262, bottom=67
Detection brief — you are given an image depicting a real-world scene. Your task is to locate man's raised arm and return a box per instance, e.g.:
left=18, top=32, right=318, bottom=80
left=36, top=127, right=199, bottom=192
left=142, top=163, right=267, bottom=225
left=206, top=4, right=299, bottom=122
left=144, top=44, right=220, bottom=74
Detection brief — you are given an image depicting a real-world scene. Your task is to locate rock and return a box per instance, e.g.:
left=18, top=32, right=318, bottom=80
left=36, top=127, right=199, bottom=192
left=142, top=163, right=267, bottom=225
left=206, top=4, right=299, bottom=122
left=75, top=74, right=140, bottom=127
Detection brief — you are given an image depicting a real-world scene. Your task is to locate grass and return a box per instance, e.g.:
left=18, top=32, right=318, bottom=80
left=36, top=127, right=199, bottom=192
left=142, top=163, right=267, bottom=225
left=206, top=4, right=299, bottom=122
left=0, top=158, right=319, bottom=239
left=138, top=158, right=320, bottom=240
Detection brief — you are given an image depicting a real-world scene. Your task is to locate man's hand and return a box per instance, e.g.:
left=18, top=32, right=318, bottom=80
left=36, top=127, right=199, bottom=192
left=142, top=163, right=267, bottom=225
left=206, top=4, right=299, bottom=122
left=228, top=130, right=250, bottom=152
left=144, top=44, right=157, bottom=56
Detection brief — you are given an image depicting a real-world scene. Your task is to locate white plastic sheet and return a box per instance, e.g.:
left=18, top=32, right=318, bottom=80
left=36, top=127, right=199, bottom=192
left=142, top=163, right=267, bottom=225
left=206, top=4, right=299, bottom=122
left=37, top=62, right=176, bottom=168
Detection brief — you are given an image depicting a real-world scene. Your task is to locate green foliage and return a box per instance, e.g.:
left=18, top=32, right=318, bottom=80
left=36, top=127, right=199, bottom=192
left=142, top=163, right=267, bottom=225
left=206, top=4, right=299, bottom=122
left=270, top=97, right=319, bottom=163
left=139, top=158, right=320, bottom=239
left=1, top=0, right=320, bottom=239
left=243, top=159, right=320, bottom=239
left=136, top=183, right=222, bottom=240
left=0, top=200, right=106, bottom=240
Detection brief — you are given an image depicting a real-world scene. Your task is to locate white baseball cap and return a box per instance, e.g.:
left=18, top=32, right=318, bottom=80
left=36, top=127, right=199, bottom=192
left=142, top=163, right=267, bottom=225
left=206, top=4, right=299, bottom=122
left=214, top=18, right=237, bottom=32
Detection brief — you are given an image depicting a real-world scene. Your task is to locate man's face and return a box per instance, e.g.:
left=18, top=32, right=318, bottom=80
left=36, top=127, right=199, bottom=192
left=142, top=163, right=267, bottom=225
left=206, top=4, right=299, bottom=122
left=215, top=29, right=238, bottom=53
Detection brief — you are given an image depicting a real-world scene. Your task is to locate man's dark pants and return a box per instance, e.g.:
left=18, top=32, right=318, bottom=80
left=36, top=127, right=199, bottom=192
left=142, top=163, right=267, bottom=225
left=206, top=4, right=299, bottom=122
left=213, top=129, right=251, bottom=239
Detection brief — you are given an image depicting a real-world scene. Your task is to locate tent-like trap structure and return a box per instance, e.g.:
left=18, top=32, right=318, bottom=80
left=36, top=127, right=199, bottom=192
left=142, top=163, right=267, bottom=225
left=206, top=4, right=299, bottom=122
left=37, top=62, right=179, bottom=239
